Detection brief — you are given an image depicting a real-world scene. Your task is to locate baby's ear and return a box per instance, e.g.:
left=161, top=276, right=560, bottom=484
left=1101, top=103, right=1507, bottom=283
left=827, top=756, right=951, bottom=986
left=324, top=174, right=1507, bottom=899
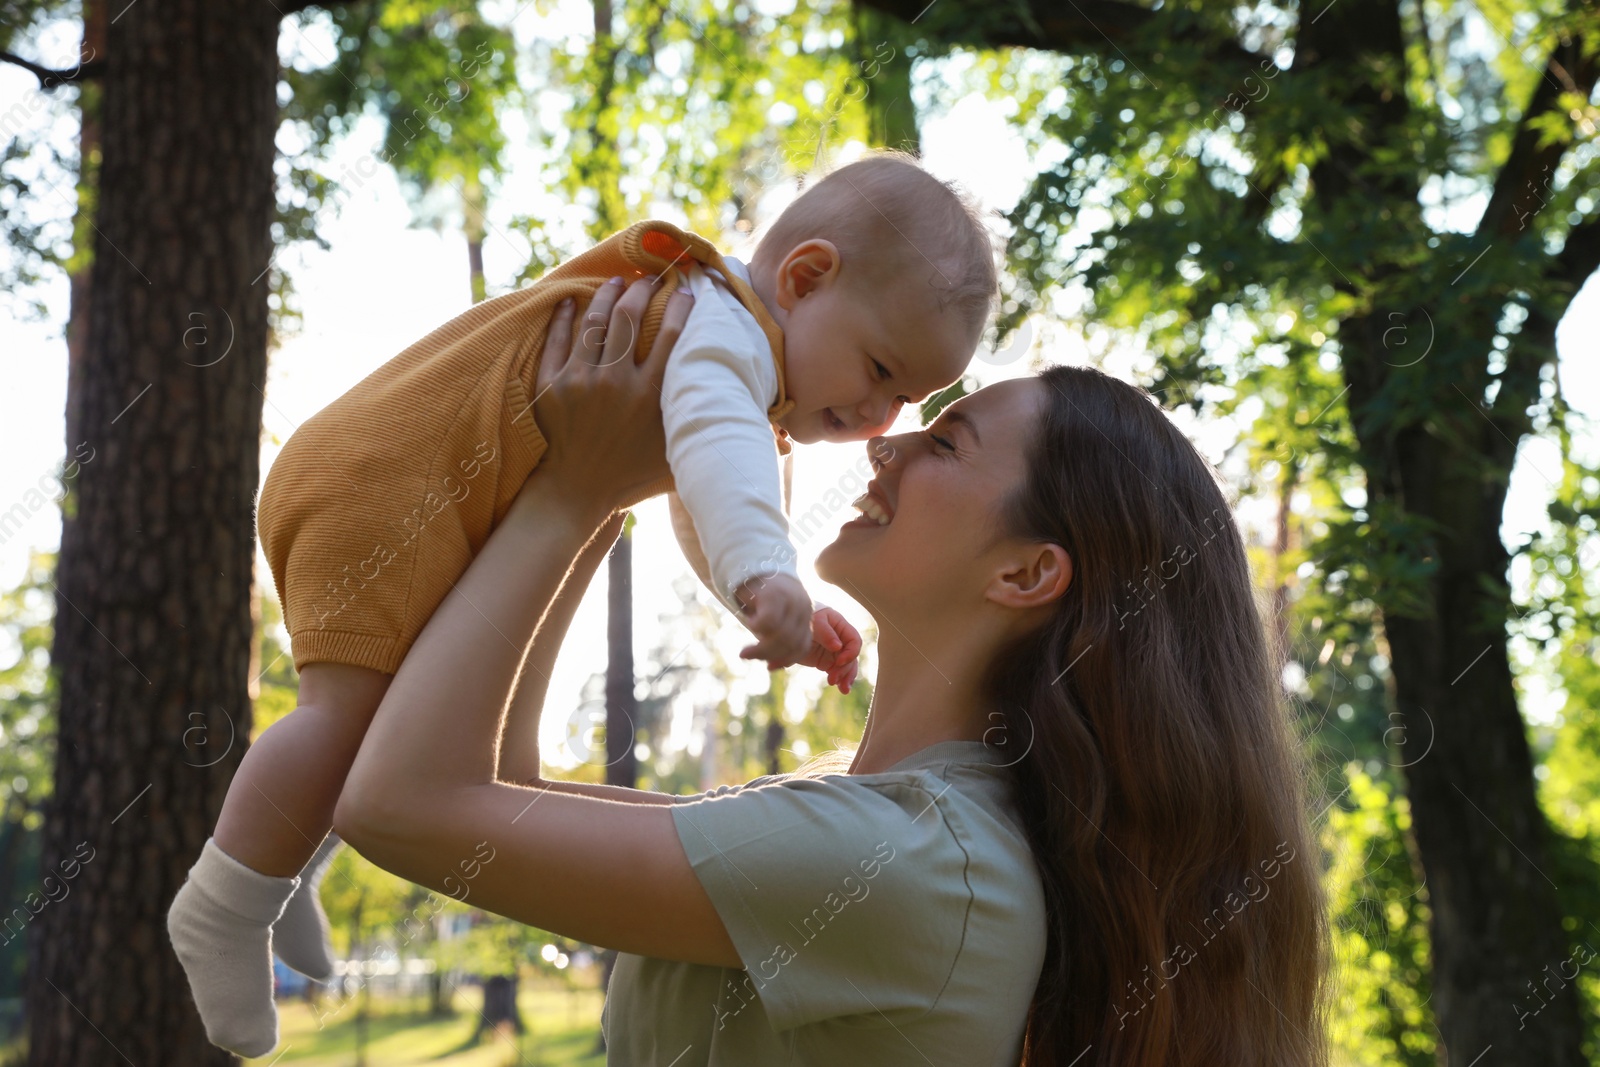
left=777, top=239, right=841, bottom=307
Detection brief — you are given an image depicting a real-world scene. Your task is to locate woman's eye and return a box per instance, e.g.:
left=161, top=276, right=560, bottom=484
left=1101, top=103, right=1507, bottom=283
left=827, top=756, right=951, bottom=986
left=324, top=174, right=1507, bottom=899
left=929, top=432, right=954, bottom=450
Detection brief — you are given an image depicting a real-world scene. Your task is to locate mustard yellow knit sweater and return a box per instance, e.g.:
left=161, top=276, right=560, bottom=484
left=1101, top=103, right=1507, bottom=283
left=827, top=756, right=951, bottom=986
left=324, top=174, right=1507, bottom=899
left=257, top=220, right=793, bottom=675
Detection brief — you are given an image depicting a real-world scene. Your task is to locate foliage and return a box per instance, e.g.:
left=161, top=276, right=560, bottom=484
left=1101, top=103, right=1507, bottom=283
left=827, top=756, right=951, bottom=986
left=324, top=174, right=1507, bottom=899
left=279, top=1, right=520, bottom=301
left=513, top=0, right=887, bottom=260
left=959, top=0, right=1598, bottom=627
left=567, top=572, right=872, bottom=794
left=1527, top=423, right=1600, bottom=1062
left=0, top=552, right=55, bottom=829
left=1322, top=767, right=1436, bottom=1067
left=241, top=985, right=606, bottom=1066
left=0, top=87, right=79, bottom=323
left=0, top=552, right=55, bottom=998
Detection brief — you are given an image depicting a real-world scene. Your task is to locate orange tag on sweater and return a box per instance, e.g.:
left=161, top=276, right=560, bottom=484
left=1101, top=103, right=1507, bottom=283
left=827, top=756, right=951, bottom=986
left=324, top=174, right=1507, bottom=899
left=641, top=230, right=687, bottom=264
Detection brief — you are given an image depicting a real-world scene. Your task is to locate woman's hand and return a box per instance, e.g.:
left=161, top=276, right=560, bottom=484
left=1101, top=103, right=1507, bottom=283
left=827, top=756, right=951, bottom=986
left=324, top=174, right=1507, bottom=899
left=527, top=275, right=694, bottom=521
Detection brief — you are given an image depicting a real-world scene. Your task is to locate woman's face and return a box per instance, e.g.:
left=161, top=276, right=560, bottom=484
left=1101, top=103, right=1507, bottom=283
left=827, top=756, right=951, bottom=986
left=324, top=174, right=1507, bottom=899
left=815, top=377, right=1046, bottom=621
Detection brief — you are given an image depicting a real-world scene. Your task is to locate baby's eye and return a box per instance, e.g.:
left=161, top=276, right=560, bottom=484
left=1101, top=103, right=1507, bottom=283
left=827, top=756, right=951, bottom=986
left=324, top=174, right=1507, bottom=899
left=872, top=359, right=890, bottom=380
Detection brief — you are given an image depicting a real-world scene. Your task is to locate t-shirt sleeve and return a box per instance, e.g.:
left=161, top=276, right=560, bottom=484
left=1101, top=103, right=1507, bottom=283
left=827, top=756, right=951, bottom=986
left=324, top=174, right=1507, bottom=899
left=669, top=773, right=972, bottom=1031
left=672, top=772, right=788, bottom=801
left=660, top=264, right=798, bottom=612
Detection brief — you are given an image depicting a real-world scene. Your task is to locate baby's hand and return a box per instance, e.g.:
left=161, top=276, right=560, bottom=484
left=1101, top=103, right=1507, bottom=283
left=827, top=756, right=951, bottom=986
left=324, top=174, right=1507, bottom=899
left=796, top=606, right=862, bottom=694
left=735, top=573, right=814, bottom=669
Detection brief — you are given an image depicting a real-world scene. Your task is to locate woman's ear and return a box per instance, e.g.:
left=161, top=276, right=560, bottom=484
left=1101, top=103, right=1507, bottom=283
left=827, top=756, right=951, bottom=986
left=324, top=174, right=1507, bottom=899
left=987, top=542, right=1072, bottom=611
left=775, top=239, right=842, bottom=311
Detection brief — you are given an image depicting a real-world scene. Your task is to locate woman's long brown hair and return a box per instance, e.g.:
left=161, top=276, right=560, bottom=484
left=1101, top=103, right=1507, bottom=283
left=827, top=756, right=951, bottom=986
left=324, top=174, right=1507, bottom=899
left=988, top=365, right=1329, bottom=1066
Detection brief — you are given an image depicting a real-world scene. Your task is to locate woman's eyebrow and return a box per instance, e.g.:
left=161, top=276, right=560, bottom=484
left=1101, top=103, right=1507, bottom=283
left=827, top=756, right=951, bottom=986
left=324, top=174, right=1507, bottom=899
left=941, top=409, right=982, bottom=445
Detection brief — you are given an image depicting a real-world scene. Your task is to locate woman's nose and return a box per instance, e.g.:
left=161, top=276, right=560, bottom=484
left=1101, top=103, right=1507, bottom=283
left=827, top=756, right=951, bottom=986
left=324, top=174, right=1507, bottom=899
left=867, top=434, right=903, bottom=472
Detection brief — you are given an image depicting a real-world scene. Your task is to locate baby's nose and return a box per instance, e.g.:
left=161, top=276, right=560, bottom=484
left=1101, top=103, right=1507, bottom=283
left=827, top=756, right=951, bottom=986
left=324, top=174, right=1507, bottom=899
left=861, top=396, right=900, bottom=431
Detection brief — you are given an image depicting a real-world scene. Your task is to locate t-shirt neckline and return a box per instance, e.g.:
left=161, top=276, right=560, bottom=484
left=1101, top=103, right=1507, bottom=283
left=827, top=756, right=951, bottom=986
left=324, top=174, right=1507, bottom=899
left=883, top=738, right=1004, bottom=774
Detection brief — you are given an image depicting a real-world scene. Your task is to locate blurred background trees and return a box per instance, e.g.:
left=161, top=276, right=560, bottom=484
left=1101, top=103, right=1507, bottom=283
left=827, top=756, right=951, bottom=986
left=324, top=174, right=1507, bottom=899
left=2, top=0, right=1598, bottom=1063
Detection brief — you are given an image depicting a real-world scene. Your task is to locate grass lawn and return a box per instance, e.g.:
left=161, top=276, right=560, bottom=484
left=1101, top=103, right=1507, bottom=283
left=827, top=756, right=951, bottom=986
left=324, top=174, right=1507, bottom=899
left=245, top=983, right=608, bottom=1067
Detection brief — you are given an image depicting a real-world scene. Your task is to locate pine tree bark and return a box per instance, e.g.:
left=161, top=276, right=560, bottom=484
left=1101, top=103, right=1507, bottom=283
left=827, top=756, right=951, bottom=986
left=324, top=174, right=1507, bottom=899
left=605, top=524, right=638, bottom=788
left=26, top=0, right=280, bottom=1062
left=63, top=0, right=105, bottom=458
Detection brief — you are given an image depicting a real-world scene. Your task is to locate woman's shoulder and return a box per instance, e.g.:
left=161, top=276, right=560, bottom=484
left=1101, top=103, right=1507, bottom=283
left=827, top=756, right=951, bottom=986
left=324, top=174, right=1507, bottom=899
left=674, top=740, right=1041, bottom=903
left=663, top=740, right=1046, bottom=1035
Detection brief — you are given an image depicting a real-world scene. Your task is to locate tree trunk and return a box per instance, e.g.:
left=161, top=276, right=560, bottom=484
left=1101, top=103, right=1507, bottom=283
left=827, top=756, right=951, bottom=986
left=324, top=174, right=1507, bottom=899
left=1305, top=3, right=1586, bottom=1062
left=463, top=175, right=487, bottom=304
left=26, top=0, right=279, bottom=1062
left=854, top=6, right=919, bottom=154
left=1343, top=310, right=1585, bottom=1066
left=605, top=523, right=638, bottom=788
left=845, top=1, right=1595, bottom=1063
left=472, top=975, right=525, bottom=1037
left=63, top=0, right=105, bottom=459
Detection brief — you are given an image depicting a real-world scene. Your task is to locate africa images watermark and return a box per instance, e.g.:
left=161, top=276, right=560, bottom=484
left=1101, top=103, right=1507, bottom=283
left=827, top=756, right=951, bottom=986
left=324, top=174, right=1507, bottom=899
left=1134, top=53, right=1286, bottom=206
left=1112, top=839, right=1298, bottom=1029
left=0, top=840, right=96, bottom=948
left=305, top=440, right=499, bottom=631
left=0, top=441, right=96, bottom=548
left=1512, top=940, right=1597, bottom=1032
left=713, top=839, right=897, bottom=1030
left=749, top=40, right=900, bottom=183
left=244, top=37, right=498, bottom=296
left=1112, top=506, right=1231, bottom=630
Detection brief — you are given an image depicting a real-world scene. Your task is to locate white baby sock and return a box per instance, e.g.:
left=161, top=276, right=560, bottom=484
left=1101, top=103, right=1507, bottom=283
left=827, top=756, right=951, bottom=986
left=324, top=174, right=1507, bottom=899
left=273, top=831, right=342, bottom=980
left=167, top=837, right=298, bottom=1058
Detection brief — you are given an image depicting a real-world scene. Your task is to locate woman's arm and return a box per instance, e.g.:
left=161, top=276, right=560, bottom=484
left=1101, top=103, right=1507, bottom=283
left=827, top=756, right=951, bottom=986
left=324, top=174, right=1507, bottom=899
left=495, top=512, right=681, bottom=805
left=333, top=276, right=738, bottom=968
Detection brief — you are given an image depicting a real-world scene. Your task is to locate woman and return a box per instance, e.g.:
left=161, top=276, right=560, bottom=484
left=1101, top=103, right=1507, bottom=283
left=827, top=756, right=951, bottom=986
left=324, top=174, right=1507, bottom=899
left=333, top=275, right=1329, bottom=1065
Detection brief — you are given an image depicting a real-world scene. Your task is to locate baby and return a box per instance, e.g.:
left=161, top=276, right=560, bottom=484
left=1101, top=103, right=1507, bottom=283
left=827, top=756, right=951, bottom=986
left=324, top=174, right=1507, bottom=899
left=167, top=152, right=998, bottom=1056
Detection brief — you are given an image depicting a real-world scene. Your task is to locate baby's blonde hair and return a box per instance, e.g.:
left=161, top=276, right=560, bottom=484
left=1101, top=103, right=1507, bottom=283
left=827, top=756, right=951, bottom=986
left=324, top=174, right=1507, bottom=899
left=751, top=151, right=998, bottom=340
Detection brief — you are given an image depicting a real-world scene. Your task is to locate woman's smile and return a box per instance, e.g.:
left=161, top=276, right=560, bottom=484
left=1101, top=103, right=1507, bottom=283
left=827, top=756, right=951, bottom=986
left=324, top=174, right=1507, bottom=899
left=845, top=485, right=894, bottom=527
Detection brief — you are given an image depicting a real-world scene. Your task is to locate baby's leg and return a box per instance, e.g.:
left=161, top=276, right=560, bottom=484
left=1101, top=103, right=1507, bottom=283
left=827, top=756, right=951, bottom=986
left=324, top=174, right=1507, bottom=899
left=213, top=663, right=392, bottom=873
left=168, top=664, right=390, bottom=1056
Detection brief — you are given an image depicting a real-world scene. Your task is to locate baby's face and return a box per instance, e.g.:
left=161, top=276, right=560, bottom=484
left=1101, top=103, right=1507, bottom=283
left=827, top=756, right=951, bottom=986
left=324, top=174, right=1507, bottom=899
left=775, top=276, right=975, bottom=446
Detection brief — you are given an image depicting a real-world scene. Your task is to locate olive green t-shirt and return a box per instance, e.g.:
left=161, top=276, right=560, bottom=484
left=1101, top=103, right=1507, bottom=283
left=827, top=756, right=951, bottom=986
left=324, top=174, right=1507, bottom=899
left=601, top=739, right=1047, bottom=1065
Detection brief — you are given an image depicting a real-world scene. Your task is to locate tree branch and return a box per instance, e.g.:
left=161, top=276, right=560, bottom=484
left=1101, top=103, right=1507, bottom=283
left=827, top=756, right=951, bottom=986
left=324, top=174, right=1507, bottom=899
left=1554, top=210, right=1600, bottom=288
left=1493, top=204, right=1600, bottom=441
left=851, top=0, right=1264, bottom=73
left=0, top=50, right=104, bottom=90
left=1475, top=22, right=1598, bottom=241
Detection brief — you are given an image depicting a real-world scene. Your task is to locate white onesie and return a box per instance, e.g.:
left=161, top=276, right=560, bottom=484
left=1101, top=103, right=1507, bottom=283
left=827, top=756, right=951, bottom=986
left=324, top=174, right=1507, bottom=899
left=660, top=256, right=803, bottom=615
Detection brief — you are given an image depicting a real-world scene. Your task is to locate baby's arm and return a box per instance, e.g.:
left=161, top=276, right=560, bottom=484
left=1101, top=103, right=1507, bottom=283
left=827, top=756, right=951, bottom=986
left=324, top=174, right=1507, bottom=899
left=731, top=573, right=813, bottom=667
left=672, top=492, right=832, bottom=668
left=666, top=492, right=716, bottom=594
left=734, top=579, right=863, bottom=686
left=660, top=264, right=810, bottom=663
